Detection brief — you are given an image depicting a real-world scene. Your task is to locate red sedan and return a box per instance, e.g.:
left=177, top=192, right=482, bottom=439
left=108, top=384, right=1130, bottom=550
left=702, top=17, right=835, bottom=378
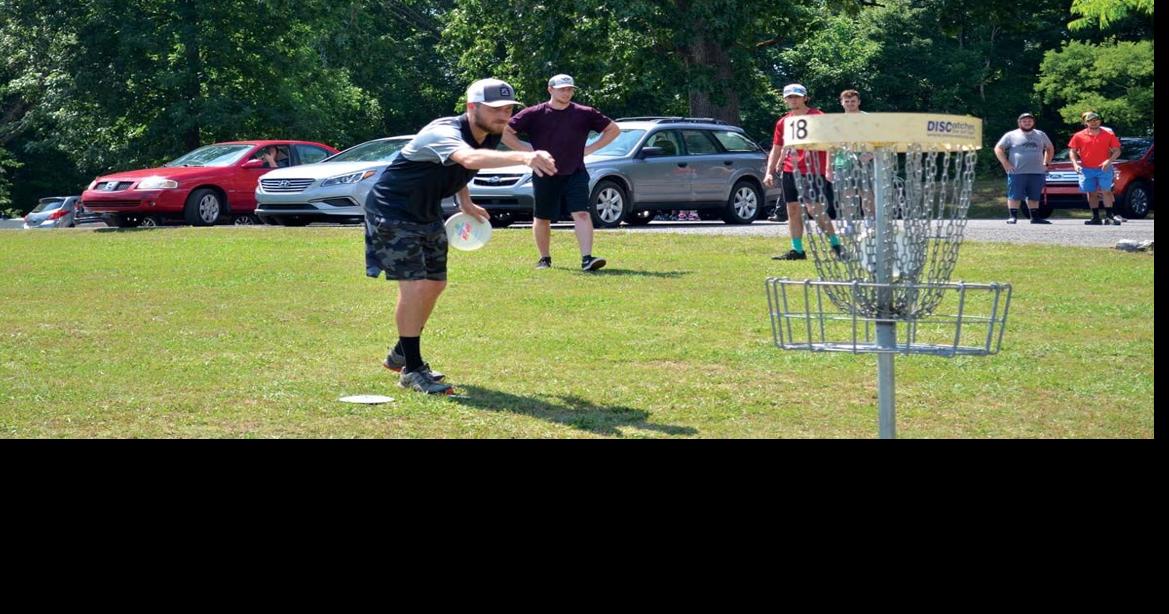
left=82, top=140, right=338, bottom=227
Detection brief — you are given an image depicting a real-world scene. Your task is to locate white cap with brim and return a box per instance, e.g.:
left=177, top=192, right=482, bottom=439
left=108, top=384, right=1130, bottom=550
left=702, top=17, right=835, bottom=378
left=466, top=78, right=522, bottom=107
left=548, top=74, right=575, bottom=89
left=782, top=83, right=807, bottom=97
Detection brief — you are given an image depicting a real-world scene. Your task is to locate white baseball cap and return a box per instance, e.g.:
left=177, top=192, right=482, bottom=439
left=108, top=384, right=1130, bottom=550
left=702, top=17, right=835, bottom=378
left=548, top=74, right=575, bottom=89
left=466, top=78, right=522, bottom=107
left=782, top=83, right=807, bottom=98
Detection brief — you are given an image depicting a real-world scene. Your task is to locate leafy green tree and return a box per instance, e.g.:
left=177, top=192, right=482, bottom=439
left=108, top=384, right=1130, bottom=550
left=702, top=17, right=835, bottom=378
left=1036, top=39, right=1154, bottom=136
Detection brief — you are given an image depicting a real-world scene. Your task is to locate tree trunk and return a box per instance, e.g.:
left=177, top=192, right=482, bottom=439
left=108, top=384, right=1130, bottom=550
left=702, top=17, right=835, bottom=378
left=683, top=23, right=741, bottom=124
left=177, top=0, right=203, bottom=151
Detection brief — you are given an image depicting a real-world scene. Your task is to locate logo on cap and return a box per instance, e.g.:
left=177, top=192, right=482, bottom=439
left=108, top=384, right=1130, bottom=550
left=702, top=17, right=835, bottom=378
left=782, top=83, right=807, bottom=97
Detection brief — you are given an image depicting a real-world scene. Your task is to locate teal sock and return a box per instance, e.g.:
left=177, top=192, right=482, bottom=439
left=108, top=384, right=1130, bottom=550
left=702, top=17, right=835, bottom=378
left=792, top=238, right=804, bottom=253
left=829, top=235, right=841, bottom=247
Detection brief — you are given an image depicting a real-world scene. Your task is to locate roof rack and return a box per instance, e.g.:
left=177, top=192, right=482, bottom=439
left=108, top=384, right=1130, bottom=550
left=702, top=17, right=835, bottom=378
left=615, top=116, right=730, bottom=125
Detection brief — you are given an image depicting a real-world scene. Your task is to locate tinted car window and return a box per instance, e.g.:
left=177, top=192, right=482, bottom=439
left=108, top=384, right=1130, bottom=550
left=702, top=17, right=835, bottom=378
left=30, top=198, right=66, bottom=213
left=327, top=139, right=408, bottom=163
left=645, top=130, right=682, bottom=156
left=165, top=144, right=253, bottom=167
left=295, top=144, right=332, bottom=164
left=681, top=130, right=719, bottom=155
left=586, top=129, right=646, bottom=157
left=1120, top=139, right=1151, bottom=160
left=711, top=130, right=759, bottom=152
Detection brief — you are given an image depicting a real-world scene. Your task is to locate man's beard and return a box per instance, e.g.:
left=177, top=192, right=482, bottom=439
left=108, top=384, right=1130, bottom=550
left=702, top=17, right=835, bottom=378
left=471, top=110, right=504, bottom=135
left=1020, top=126, right=1034, bottom=132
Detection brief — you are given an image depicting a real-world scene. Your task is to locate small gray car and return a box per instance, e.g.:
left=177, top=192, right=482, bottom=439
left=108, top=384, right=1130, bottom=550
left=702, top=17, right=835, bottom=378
left=23, top=196, right=92, bottom=229
left=468, top=117, right=779, bottom=227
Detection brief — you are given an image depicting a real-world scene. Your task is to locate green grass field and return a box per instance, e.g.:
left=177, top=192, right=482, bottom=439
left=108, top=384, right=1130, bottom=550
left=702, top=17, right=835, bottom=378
left=0, top=225, right=1154, bottom=438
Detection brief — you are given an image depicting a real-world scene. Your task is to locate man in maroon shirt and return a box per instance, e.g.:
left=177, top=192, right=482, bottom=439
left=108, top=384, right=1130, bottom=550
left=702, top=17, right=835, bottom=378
left=504, top=74, right=622, bottom=271
left=763, top=83, right=843, bottom=261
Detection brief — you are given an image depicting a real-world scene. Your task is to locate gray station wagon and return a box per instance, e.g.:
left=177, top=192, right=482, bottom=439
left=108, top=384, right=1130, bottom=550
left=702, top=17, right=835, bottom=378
left=467, top=117, right=779, bottom=227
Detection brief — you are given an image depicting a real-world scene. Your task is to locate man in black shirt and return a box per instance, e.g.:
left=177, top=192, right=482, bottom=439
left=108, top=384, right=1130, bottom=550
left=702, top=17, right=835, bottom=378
left=365, top=78, right=557, bottom=394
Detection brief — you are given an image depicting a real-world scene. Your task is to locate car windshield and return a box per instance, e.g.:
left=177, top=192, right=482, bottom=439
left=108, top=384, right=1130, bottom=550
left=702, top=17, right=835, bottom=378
left=586, top=129, right=646, bottom=157
left=30, top=199, right=65, bottom=213
left=164, top=144, right=254, bottom=167
left=325, top=139, right=409, bottom=163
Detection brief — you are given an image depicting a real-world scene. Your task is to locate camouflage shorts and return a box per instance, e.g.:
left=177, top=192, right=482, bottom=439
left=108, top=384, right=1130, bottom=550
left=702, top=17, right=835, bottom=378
left=364, top=213, right=448, bottom=281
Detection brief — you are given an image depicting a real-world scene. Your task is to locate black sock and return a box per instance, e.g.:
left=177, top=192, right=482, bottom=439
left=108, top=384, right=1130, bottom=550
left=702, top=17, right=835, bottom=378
left=1103, top=207, right=1114, bottom=217
left=399, top=336, right=423, bottom=372
left=582, top=254, right=591, bottom=262
left=1019, top=203, right=1031, bottom=219
left=1091, top=208, right=1101, bottom=220
left=1009, top=208, right=1019, bottom=219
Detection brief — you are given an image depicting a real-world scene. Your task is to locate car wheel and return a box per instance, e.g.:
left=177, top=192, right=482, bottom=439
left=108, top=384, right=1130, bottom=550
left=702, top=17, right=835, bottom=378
left=111, top=214, right=143, bottom=228
left=723, top=180, right=761, bottom=224
left=1119, top=182, right=1151, bottom=219
left=624, top=210, right=654, bottom=226
left=184, top=188, right=222, bottom=226
left=489, top=212, right=514, bottom=228
left=233, top=214, right=260, bottom=225
left=590, top=180, right=628, bottom=229
left=139, top=215, right=162, bottom=228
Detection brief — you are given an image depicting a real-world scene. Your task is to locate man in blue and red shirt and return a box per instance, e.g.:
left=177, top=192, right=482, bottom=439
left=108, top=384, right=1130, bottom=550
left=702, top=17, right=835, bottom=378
left=504, top=74, right=621, bottom=271
left=763, top=83, right=843, bottom=261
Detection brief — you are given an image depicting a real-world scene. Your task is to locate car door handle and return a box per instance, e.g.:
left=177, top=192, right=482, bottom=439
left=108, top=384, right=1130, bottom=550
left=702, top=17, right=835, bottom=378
left=677, top=162, right=688, bottom=168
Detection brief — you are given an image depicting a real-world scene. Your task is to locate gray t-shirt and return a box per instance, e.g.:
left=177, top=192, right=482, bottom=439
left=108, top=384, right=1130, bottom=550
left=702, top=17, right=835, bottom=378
left=995, top=128, right=1053, bottom=175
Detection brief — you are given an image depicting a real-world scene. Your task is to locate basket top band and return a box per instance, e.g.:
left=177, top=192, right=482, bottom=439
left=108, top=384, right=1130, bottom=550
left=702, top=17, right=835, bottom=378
left=782, top=113, right=983, bottom=152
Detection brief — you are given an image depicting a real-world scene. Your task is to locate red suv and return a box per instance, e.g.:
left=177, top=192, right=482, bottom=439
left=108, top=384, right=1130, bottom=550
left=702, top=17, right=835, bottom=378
left=82, top=140, right=338, bottom=227
left=1041, top=136, right=1154, bottom=219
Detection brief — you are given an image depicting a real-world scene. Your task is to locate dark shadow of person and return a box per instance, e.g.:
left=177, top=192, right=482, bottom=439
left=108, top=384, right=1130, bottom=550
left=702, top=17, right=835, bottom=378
left=450, top=385, right=698, bottom=437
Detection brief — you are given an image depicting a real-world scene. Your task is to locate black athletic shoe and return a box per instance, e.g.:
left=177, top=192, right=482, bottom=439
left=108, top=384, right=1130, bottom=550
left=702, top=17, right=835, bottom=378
left=582, top=256, right=607, bottom=271
left=384, top=348, right=444, bottom=381
left=1084, top=218, right=1103, bottom=225
left=535, top=256, right=552, bottom=269
left=772, top=249, right=807, bottom=260
left=1030, top=218, right=1051, bottom=224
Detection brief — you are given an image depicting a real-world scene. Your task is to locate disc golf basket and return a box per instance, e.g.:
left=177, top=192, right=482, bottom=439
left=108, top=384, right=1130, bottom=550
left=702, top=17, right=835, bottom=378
left=765, top=114, right=1012, bottom=438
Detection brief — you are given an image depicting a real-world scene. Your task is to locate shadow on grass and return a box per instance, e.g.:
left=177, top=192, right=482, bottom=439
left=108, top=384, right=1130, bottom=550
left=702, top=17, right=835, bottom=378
left=450, top=385, right=698, bottom=437
left=584, top=268, right=690, bottom=278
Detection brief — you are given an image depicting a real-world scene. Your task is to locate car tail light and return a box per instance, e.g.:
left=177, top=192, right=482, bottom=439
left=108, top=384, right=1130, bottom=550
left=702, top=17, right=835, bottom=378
left=47, top=208, right=68, bottom=220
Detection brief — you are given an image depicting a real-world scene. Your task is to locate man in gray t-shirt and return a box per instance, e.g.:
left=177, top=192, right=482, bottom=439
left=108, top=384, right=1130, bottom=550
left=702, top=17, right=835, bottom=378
left=994, top=112, right=1055, bottom=224
left=364, top=78, right=557, bottom=395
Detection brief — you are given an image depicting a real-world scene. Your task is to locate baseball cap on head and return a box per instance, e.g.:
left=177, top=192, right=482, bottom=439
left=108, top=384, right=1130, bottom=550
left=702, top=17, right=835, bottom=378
left=1082, top=111, right=1101, bottom=122
left=782, top=83, right=807, bottom=98
left=466, top=78, right=522, bottom=107
left=1017, top=112, right=1035, bottom=121
left=548, top=74, right=575, bottom=89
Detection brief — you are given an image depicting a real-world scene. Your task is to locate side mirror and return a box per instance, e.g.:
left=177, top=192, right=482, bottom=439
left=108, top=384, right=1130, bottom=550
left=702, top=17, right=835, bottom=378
left=638, top=146, right=665, bottom=159
left=243, top=159, right=265, bottom=169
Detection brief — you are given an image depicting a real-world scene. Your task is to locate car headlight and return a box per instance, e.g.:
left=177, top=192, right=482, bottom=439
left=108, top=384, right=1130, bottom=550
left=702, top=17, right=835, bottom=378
left=134, top=176, right=179, bottom=190
left=321, top=170, right=377, bottom=187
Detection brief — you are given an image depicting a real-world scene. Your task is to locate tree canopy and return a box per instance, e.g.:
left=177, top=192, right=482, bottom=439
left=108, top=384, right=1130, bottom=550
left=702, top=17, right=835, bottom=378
left=0, top=0, right=1155, bottom=214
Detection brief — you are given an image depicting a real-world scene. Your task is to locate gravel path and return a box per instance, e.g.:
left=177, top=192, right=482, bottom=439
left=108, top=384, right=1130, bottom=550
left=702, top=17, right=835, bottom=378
left=596, top=217, right=1154, bottom=249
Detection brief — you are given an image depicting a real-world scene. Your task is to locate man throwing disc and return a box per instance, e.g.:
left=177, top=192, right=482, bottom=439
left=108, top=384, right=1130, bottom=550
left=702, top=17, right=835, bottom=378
left=365, top=78, right=557, bottom=394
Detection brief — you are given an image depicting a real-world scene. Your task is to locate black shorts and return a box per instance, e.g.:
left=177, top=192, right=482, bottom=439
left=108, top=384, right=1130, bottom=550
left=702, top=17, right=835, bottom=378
left=781, top=172, right=835, bottom=208
left=364, top=213, right=448, bottom=281
left=533, top=169, right=591, bottom=221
